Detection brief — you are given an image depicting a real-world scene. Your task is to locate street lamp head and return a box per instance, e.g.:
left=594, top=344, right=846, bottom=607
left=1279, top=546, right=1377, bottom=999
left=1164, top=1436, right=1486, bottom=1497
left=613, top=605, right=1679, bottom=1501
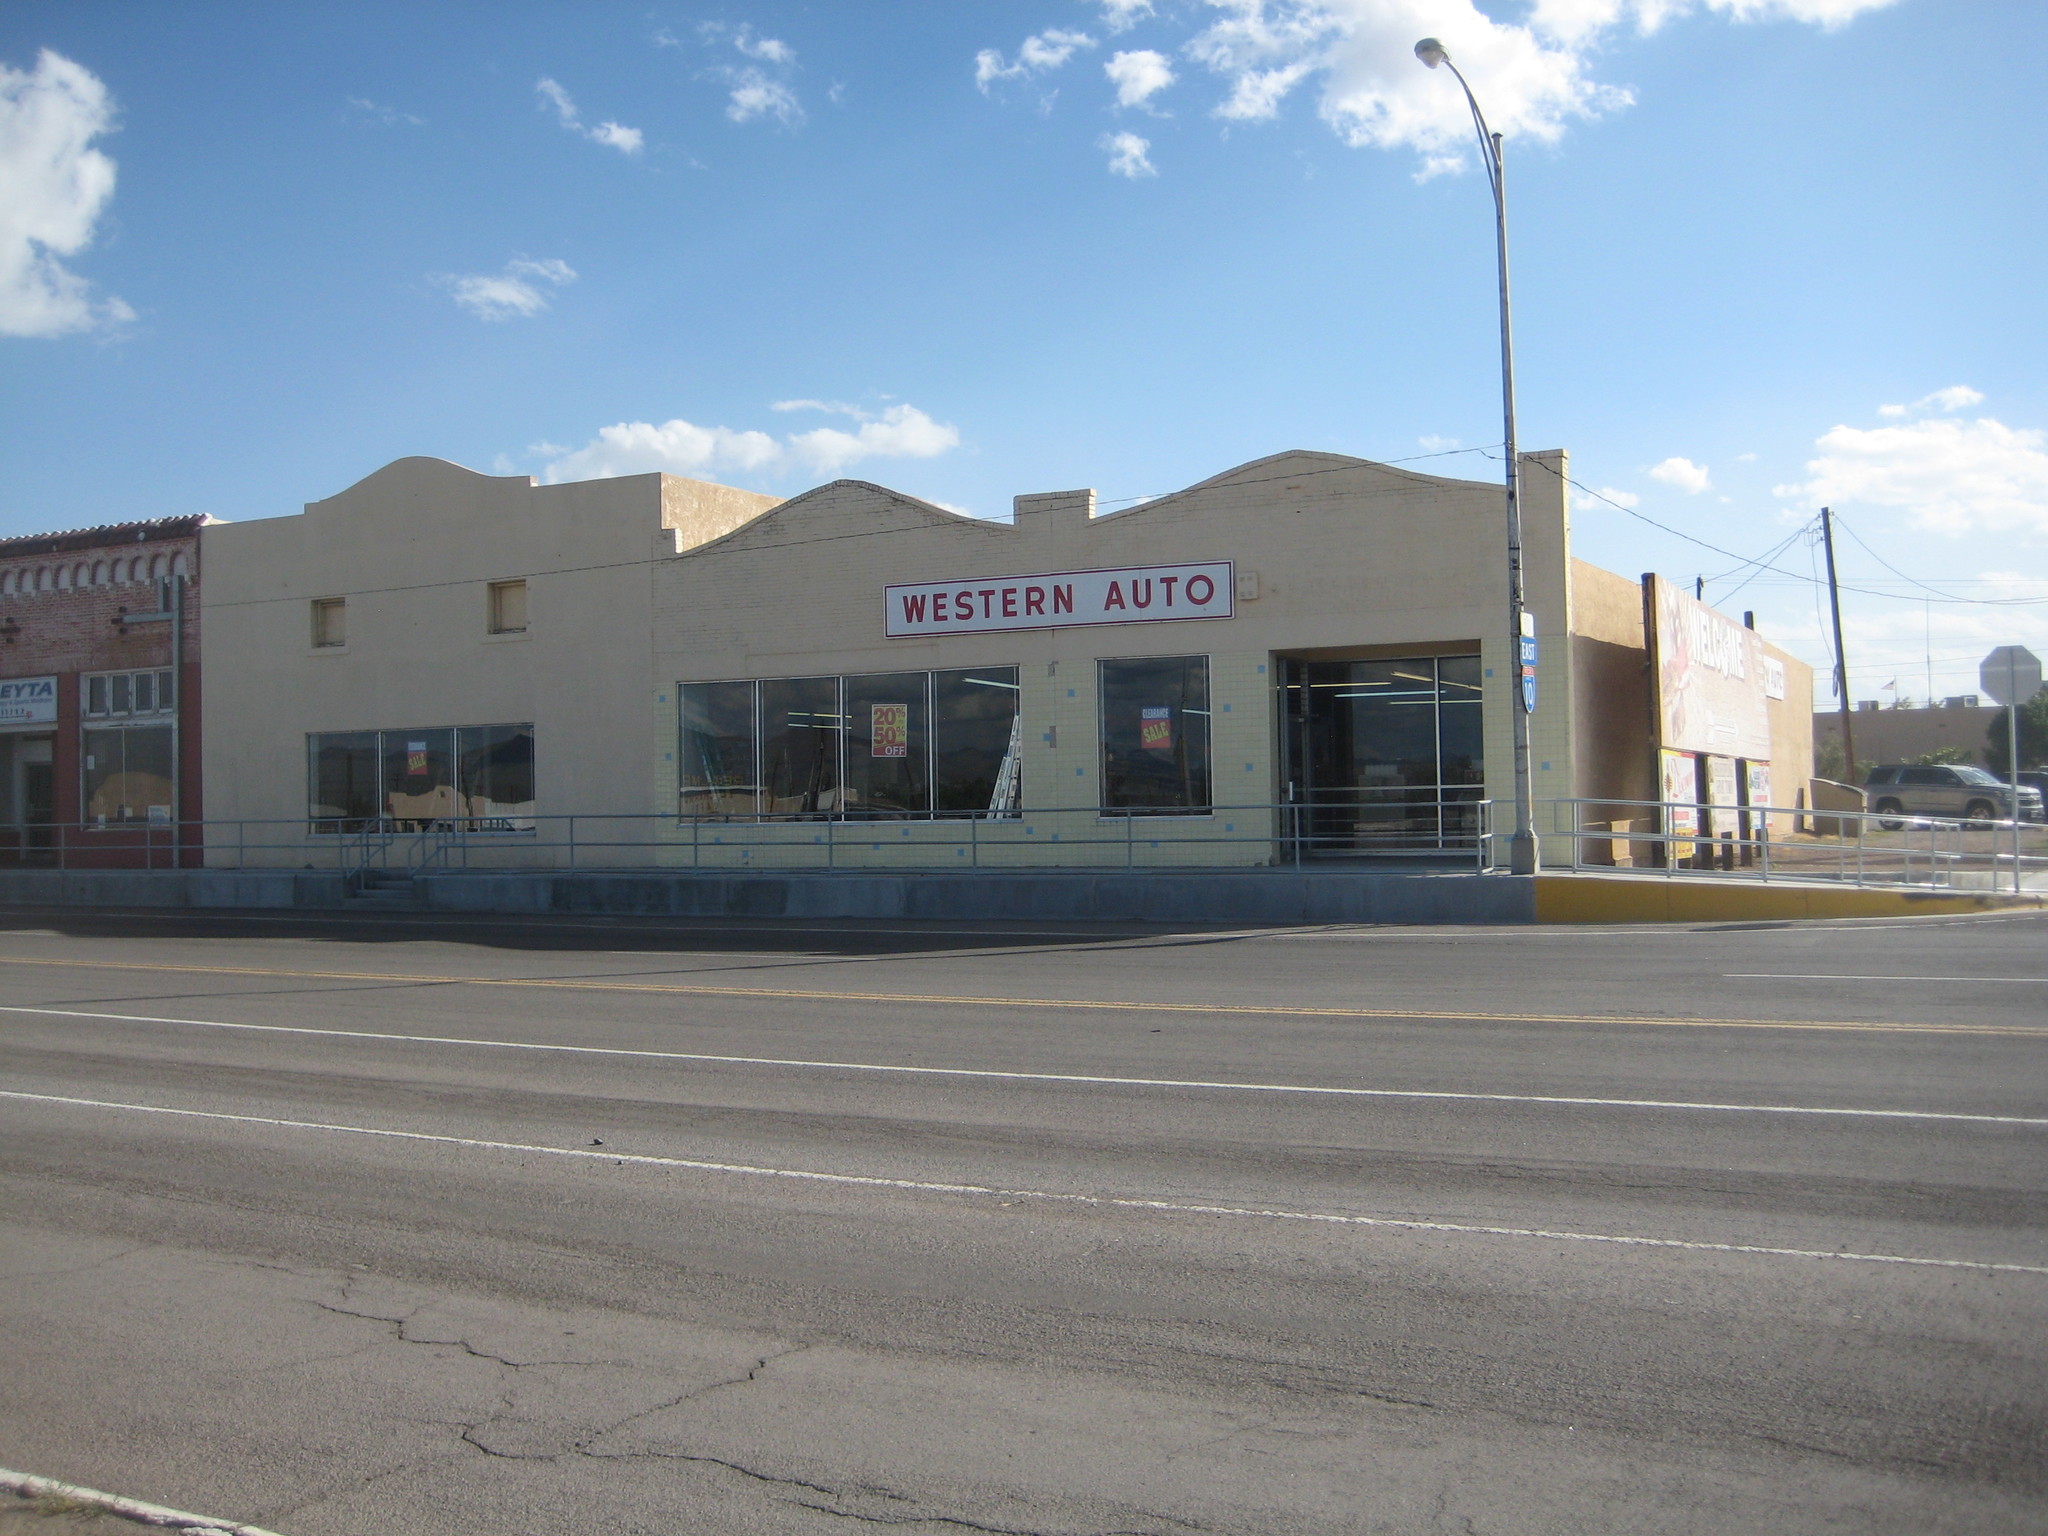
left=1414, top=37, right=1448, bottom=68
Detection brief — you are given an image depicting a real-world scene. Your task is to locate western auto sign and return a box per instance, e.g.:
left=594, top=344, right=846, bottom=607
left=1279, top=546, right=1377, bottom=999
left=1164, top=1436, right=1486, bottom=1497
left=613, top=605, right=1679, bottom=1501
left=885, top=562, right=1233, bottom=638
left=0, top=676, right=57, bottom=725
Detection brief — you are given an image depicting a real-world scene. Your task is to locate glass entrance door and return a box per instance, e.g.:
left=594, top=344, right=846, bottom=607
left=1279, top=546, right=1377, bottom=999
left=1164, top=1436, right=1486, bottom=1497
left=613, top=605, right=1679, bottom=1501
left=1281, top=656, right=1484, bottom=855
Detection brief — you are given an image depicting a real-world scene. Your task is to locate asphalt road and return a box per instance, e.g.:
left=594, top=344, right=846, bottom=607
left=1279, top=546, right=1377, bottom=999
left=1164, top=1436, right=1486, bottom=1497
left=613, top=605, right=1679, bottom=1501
left=1, top=905, right=2044, bottom=1535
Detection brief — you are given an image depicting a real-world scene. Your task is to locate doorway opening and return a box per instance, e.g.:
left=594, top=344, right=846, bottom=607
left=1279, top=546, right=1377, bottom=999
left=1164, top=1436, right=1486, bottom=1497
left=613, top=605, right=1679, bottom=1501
left=1280, top=655, right=1485, bottom=857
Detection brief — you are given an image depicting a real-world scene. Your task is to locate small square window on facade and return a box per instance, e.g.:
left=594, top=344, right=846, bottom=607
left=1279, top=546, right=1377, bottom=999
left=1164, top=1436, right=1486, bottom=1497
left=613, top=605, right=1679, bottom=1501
left=488, top=579, right=527, bottom=634
left=312, top=597, right=346, bottom=648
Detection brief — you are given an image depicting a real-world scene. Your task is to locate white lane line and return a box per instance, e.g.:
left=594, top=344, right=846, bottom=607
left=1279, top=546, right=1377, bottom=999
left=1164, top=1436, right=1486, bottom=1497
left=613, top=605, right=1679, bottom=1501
left=1727, top=973, right=2046, bottom=984
left=4, top=1004, right=2040, bottom=1128
left=3, top=1088, right=2042, bottom=1278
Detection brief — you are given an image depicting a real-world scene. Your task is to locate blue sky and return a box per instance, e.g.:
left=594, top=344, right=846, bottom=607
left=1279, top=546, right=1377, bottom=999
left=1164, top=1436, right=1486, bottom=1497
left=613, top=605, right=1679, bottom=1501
left=3, top=0, right=2044, bottom=700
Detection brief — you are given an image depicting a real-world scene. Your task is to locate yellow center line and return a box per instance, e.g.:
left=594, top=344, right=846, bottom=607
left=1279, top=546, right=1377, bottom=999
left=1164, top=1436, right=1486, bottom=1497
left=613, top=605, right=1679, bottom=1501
left=0, top=953, right=2037, bottom=1037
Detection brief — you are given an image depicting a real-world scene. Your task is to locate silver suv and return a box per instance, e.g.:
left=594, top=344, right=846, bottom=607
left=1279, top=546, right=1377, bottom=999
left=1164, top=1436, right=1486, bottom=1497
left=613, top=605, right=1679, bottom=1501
left=1864, top=764, right=2045, bottom=828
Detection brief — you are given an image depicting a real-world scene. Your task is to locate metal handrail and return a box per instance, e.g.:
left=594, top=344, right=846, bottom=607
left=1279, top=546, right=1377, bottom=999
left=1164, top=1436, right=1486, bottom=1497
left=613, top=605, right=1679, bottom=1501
left=0, top=796, right=2036, bottom=891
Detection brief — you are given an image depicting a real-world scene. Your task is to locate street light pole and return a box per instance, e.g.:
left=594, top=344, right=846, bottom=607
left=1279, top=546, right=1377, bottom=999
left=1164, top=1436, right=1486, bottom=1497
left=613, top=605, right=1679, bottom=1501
left=1416, top=38, right=1536, bottom=876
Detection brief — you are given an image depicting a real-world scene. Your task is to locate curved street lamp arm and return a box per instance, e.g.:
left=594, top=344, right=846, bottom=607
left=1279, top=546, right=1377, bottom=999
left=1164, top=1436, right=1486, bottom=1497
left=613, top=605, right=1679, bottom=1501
left=1438, top=57, right=1503, bottom=205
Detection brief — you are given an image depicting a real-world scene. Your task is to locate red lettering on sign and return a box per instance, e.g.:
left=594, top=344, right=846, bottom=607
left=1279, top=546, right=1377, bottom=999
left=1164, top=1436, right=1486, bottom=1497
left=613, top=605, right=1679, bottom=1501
left=956, top=590, right=973, bottom=620
left=1001, top=587, right=1018, bottom=617
left=1159, top=576, right=1178, bottom=606
left=1053, top=585, right=1074, bottom=614
left=1025, top=586, right=1046, bottom=616
left=931, top=592, right=949, bottom=621
left=1186, top=574, right=1215, bottom=605
left=1132, top=578, right=1153, bottom=609
left=900, top=593, right=928, bottom=624
left=1105, top=581, right=1126, bottom=611
left=978, top=588, right=997, bottom=618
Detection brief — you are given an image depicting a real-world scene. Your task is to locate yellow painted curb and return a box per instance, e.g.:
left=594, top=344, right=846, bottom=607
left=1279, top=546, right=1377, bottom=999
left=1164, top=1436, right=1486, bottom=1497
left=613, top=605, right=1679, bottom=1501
left=1533, top=874, right=2046, bottom=925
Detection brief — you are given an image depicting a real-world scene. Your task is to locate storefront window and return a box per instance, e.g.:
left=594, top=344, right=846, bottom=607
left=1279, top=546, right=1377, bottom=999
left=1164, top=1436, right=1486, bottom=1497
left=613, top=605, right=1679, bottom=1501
left=309, top=725, right=534, bottom=832
left=934, top=667, right=1021, bottom=814
left=458, top=724, right=535, bottom=829
left=761, top=677, right=842, bottom=816
left=84, top=725, right=175, bottom=824
left=844, top=672, right=929, bottom=818
left=679, top=681, right=758, bottom=817
left=1100, top=655, right=1211, bottom=814
left=680, top=666, right=1023, bottom=820
left=309, top=730, right=379, bottom=830
left=382, top=729, right=456, bottom=827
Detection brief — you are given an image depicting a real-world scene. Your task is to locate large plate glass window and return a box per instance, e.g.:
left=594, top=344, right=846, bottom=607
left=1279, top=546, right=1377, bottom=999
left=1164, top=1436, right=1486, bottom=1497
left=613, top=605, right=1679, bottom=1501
left=844, top=672, right=929, bottom=818
left=458, top=724, right=535, bottom=829
left=309, top=730, right=380, bottom=831
left=383, top=729, right=456, bottom=828
left=1100, top=655, right=1211, bottom=814
left=679, top=681, right=758, bottom=816
left=761, top=677, right=842, bottom=816
left=83, top=725, right=175, bottom=824
left=934, top=667, right=1022, bottom=814
left=307, top=724, right=533, bottom=833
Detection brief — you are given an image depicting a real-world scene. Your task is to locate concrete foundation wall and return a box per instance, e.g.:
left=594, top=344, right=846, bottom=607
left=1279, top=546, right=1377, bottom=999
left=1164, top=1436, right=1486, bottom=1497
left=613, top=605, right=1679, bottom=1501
left=0, top=867, right=1534, bottom=925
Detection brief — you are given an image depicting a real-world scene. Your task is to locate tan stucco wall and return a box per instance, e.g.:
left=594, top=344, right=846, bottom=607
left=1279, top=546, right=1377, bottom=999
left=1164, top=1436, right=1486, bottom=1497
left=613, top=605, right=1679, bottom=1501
left=650, top=448, right=1579, bottom=867
left=1566, top=558, right=1653, bottom=811
left=199, top=456, right=776, bottom=864
left=1762, top=632, right=1814, bottom=820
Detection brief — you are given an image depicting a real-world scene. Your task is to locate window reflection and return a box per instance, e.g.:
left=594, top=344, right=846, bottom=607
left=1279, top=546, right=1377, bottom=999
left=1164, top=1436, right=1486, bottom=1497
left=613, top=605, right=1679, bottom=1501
left=1283, top=655, right=1485, bottom=851
left=1100, top=655, right=1211, bottom=815
left=680, top=666, right=1022, bottom=819
left=679, top=681, right=759, bottom=817
left=761, top=677, right=843, bottom=816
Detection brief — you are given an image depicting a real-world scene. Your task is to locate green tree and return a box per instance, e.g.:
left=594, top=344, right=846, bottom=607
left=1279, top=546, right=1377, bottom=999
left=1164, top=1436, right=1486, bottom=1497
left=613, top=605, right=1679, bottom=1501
left=1913, top=745, right=1975, bottom=766
left=1984, top=689, right=2048, bottom=773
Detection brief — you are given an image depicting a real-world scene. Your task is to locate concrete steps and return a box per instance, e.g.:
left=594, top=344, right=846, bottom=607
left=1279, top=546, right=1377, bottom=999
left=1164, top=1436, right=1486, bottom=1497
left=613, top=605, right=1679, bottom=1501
left=347, top=869, right=419, bottom=909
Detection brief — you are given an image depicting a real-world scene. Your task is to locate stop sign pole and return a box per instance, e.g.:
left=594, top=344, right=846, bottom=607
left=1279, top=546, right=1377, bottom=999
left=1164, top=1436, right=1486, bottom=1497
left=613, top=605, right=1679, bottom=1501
left=1980, top=645, right=2041, bottom=895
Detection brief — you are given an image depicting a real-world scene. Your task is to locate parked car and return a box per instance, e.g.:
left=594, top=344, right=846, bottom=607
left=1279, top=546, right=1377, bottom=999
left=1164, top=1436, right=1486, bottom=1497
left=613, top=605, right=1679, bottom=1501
left=1864, top=763, right=2046, bottom=828
left=2021, top=769, right=2048, bottom=804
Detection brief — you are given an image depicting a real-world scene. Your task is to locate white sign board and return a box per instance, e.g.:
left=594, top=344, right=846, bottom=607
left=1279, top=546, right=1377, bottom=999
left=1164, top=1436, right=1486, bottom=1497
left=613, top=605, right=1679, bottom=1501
left=0, top=675, right=57, bottom=725
left=1980, top=645, right=2042, bottom=708
left=886, top=561, right=1233, bottom=638
left=1650, top=577, right=1773, bottom=761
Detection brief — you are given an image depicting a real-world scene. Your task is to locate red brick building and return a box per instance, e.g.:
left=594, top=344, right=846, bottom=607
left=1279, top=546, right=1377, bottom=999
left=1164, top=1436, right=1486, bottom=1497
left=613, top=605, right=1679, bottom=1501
left=0, top=517, right=206, bottom=866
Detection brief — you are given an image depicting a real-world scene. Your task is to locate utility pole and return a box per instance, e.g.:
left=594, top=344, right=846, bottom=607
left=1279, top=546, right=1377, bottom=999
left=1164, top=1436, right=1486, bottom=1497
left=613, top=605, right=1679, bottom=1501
left=1820, top=507, right=1855, bottom=781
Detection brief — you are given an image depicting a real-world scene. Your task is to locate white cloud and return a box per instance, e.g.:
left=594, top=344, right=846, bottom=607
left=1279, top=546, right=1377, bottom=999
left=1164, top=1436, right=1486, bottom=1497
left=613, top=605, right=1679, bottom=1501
left=1101, top=0, right=1156, bottom=32
left=542, top=402, right=960, bottom=483
left=0, top=49, right=132, bottom=337
left=1216, top=60, right=1318, bottom=121
left=1100, top=130, right=1157, bottom=178
left=1777, top=408, right=2048, bottom=537
left=1106, top=49, right=1176, bottom=108
left=1595, top=485, right=1641, bottom=508
left=1877, top=384, right=1984, bottom=419
left=344, top=95, right=424, bottom=127
left=1162, top=0, right=1888, bottom=175
left=535, top=77, right=643, bottom=154
left=976, top=29, right=1097, bottom=92
left=787, top=404, right=962, bottom=474
left=733, top=28, right=795, bottom=65
left=1418, top=434, right=1460, bottom=452
left=1648, top=456, right=1712, bottom=493
left=726, top=68, right=804, bottom=126
left=441, top=256, right=576, bottom=321
left=1530, top=0, right=1896, bottom=44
